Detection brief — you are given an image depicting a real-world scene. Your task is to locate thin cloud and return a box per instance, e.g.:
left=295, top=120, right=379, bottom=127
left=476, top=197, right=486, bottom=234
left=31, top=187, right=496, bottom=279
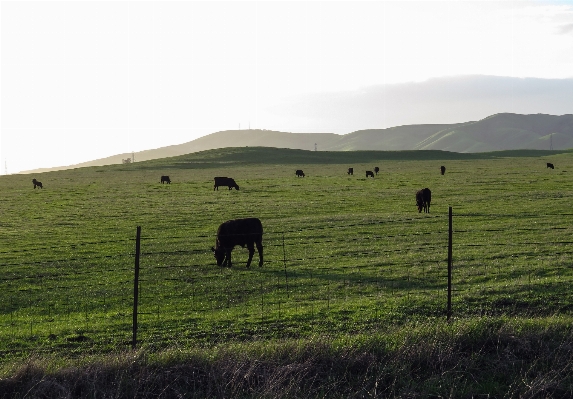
left=265, top=76, right=573, bottom=134
left=557, top=23, right=573, bottom=34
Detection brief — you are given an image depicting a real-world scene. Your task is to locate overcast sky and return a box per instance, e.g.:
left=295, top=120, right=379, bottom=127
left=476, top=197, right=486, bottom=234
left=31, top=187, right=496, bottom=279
left=2, top=1, right=573, bottom=174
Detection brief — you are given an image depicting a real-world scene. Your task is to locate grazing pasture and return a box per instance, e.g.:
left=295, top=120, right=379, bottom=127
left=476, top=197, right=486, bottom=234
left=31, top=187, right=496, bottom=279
left=1, top=147, right=573, bottom=394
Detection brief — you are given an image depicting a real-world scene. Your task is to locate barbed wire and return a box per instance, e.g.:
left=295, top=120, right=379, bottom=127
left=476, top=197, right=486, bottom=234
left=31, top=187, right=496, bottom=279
left=2, top=211, right=573, bottom=354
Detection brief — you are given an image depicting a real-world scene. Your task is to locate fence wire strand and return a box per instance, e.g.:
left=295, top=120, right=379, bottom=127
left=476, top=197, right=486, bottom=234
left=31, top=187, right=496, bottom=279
left=1, top=211, right=573, bottom=354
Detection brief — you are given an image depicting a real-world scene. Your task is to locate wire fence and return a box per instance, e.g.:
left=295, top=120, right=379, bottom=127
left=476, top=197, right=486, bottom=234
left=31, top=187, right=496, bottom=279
left=1, top=210, right=573, bottom=355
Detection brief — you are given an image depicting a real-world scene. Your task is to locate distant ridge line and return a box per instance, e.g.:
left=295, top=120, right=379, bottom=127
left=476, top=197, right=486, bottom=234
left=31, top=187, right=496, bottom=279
left=19, top=113, right=573, bottom=174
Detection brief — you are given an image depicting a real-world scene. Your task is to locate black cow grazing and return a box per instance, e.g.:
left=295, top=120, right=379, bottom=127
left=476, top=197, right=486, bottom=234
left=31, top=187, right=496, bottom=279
left=440, top=166, right=446, bottom=175
left=374, top=167, right=380, bottom=175
left=295, top=169, right=305, bottom=177
left=348, top=167, right=354, bottom=175
left=416, top=188, right=432, bottom=213
left=160, top=175, right=171, bottom=184
left=32, top=179, right=43, bottom=189
left=366, top=171, right=375, bottom=178
left=547, top=163, right=555, bottom=169
left=211, top=217, right=263, bottom=268
left=214, top=177, right=240, bottom=190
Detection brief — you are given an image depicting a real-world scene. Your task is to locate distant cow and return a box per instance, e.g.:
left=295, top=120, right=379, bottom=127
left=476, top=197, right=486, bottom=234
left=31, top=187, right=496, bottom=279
left=32, top=179, right=43, bottom=189
left=366, top=171, right=375, bottom=178
left=160, top=175, right=171, bottom=184
left=348, top=167, right=354, bottom=175
left=374, top=167, right=380, bottom=175
left=295, top=169, right=305, bottom=177
left=214, top=177, right=239, bottom=190
left=440, top=166, right=446, bottom=175
left=211, top=217, right=263, bottom=268
left=547, top=163, right=555, bottom=169
left=416, top=188, right=432, bottom=213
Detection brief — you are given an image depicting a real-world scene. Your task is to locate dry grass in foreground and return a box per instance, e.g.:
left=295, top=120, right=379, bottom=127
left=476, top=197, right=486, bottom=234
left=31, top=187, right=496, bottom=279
left=1, top=317, right=573, bottom=398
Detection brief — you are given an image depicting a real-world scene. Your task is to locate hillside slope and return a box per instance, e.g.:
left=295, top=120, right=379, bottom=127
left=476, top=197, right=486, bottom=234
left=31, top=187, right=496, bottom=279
left=326, top=124, right=463, bottom=151
left=22, top=113, right=573, bottom=173
left=415, top=113, right=573, bottom=152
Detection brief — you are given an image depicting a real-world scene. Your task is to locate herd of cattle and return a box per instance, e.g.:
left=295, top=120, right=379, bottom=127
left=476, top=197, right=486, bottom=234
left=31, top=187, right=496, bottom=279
left=208, top=162, right=561, bottom=268
left=29, top=161, right=556, bottom=268
left=209, top=166, right=440, bottom=268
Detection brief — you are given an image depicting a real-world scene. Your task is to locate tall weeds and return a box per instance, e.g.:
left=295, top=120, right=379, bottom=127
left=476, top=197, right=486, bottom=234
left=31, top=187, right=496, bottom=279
left=2, top=317, right=573, bottom=398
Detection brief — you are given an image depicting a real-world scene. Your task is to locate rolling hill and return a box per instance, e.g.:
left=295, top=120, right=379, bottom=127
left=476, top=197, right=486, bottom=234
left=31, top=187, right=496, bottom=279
left=25, top=113, right=573, bottom=173
left=414, top=113, right=573, bottom=152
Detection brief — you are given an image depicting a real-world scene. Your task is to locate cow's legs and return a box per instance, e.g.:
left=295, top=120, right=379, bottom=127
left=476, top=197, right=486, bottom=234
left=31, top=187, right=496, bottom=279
left=225, top=250, right=232, bottom=267
left=246, top=243, right=254, bottom=268
left=256, top=241, right=263, bottom=267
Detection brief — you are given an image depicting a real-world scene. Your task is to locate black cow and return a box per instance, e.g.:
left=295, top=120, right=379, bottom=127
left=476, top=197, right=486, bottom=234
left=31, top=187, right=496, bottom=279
left=547, top=163, right=555, bottom=169
left=214, top=177, right=239, bottom=190
left=160, top=175, right=171, bottom=184
left=374, top=167, right=380, bottom=175
left=440, top=166, right=446, bottom=175
left=211, top=218, right=263, bottom=268
left=295, top=169, right=305, bottom=177
left=366, top=171, right=374, bottom=178
left=32, top=179, right=43, bottom=189
left=416, top=188, right=431, bottom=213
left=348, top=167, right=353, bottom=175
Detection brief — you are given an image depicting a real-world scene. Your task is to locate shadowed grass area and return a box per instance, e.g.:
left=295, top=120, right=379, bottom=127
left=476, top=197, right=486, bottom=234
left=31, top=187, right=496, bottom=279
left=128, top=147, right=573, bottom=170
left=2, top=317, right=573, bottom=398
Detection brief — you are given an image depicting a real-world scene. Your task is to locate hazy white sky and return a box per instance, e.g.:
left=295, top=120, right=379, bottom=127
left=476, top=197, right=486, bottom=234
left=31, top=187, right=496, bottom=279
left=2, top=0, right=573, bottom=173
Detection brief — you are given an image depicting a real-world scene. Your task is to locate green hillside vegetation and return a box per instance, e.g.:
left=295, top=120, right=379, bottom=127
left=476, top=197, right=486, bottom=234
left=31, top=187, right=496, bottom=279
left=2, top=147, right=573, bottom=397
left=123, top=146, right=573, bottom=170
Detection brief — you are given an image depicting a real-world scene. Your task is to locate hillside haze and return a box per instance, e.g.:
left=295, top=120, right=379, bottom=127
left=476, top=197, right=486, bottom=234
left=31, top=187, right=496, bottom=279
left=26, top=113, right=573, bottom=173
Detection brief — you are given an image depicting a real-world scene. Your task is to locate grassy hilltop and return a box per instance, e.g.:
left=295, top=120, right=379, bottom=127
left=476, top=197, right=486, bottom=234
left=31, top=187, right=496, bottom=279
left=2, top=147, right=573, bottom=397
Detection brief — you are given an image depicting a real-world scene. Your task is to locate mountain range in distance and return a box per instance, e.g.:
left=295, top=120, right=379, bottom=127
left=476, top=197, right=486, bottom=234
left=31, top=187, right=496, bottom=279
left=26, top=113, right=573, bottom=173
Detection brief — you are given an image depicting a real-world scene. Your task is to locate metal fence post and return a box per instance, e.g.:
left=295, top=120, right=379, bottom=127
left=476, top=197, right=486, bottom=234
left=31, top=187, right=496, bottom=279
left=132, top=226, right=141, bottom=349
left=447, top=207, right=453, bottom=321
left=283, top=232, right=289, bottom=298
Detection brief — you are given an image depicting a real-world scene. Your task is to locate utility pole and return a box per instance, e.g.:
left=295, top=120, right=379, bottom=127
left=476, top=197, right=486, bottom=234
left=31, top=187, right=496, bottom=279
left=4, top=161, right=7, bottom=175
left=314, top=143, right=317, bottom=151
left=132, top=152, right=135, bottom=163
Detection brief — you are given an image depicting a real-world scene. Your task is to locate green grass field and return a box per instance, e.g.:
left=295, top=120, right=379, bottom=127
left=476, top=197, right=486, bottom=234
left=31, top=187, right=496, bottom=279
left=2, top=147, right=573, bottom=396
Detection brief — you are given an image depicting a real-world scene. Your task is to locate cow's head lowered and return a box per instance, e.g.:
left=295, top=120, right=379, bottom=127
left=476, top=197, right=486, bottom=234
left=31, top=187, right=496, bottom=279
left=416, top=190, right=424, bottom=213
left=211, top=245, right=226, bottom=266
